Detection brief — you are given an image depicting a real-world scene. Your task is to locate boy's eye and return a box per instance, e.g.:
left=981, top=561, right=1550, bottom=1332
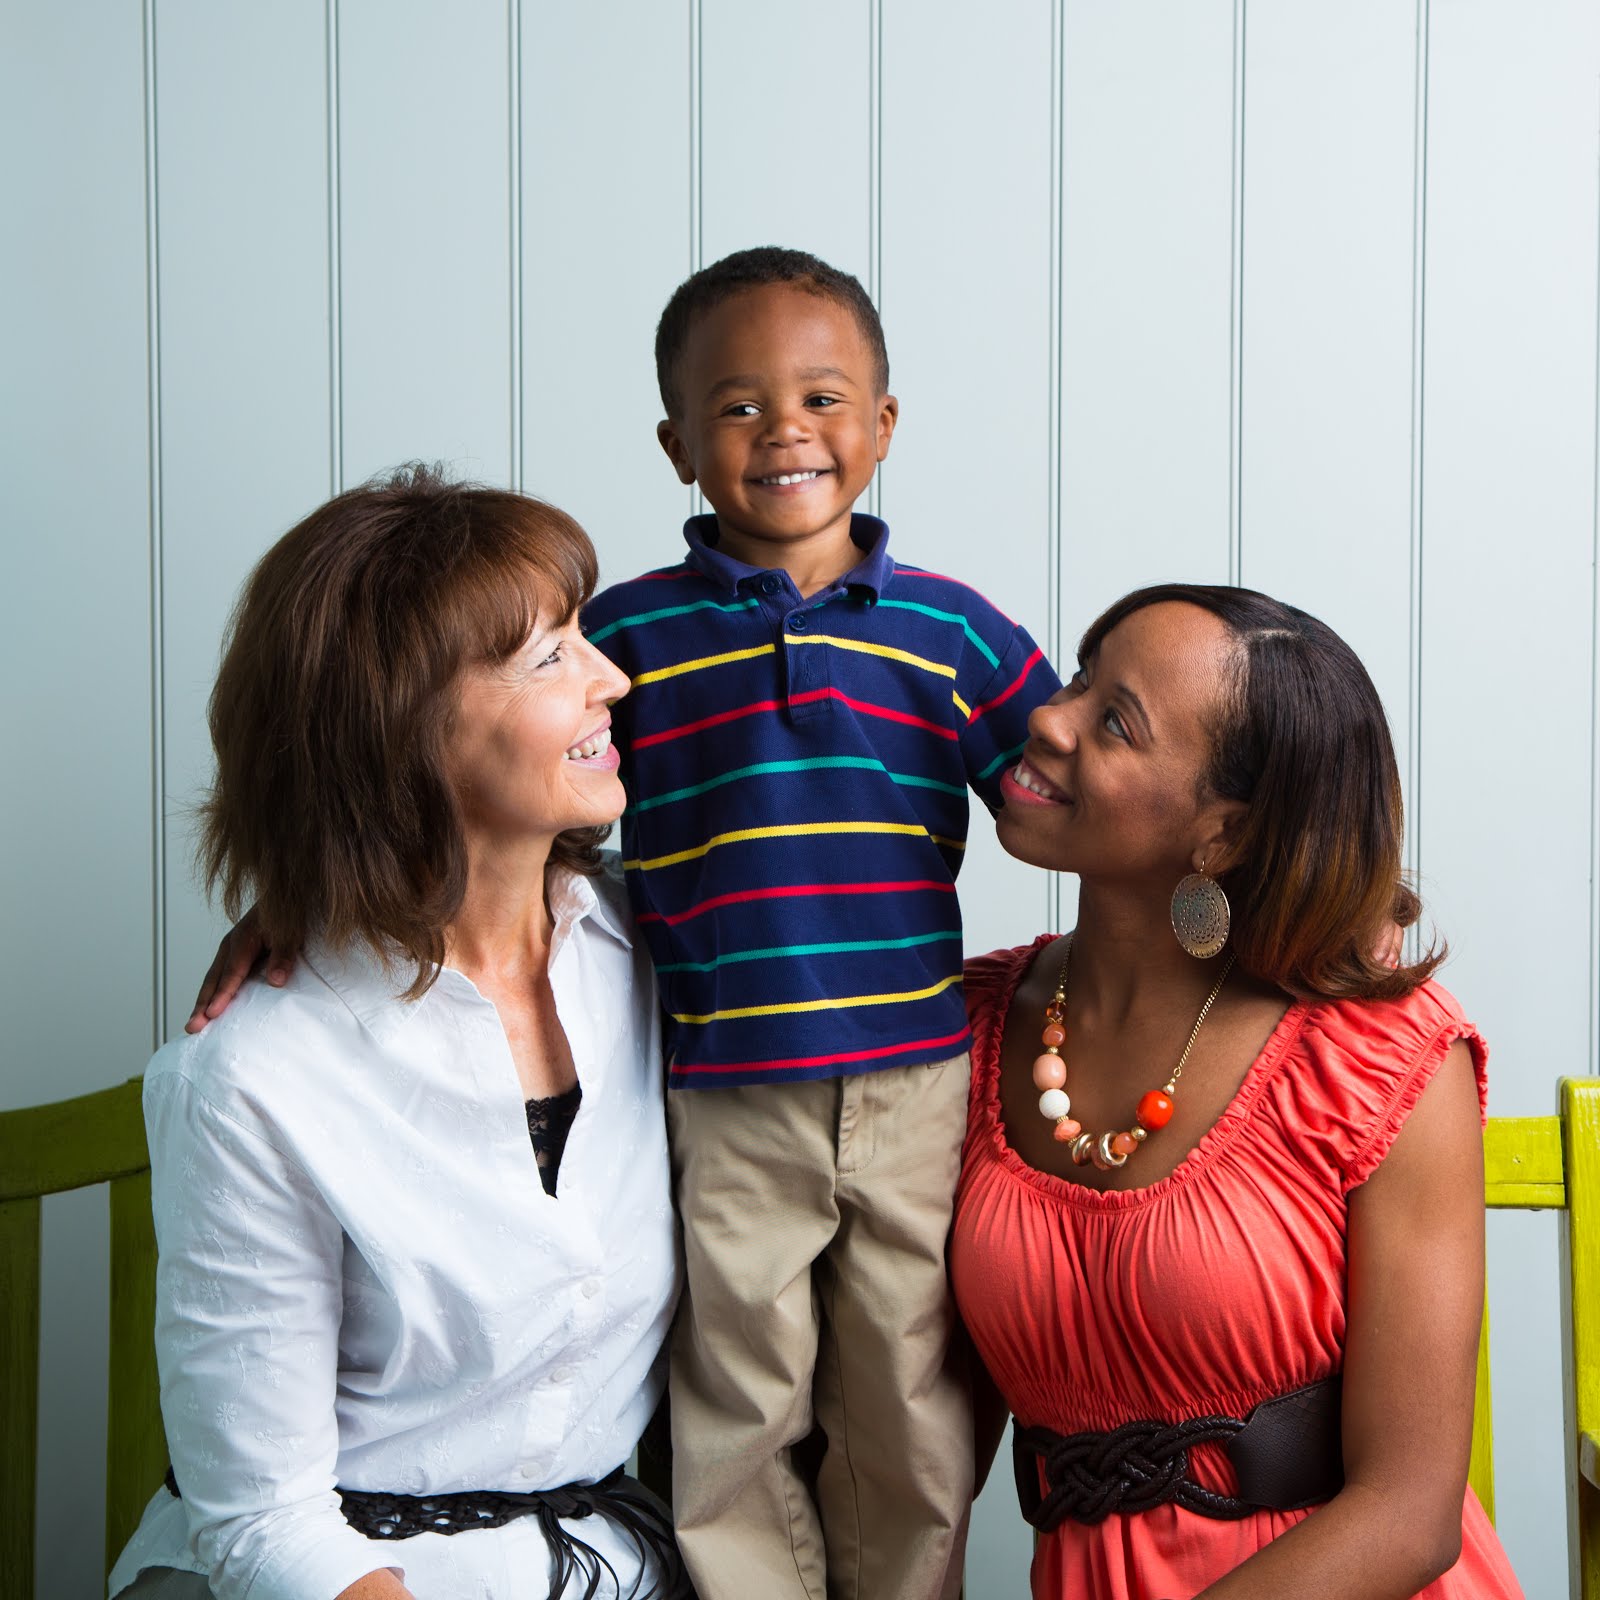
left=805, top=394, right=840, bottom=408
left=724, top=402, right=760, bottom=418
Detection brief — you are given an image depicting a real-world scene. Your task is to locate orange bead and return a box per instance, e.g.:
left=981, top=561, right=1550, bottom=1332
left=1052, top=1117, right=1082, bottom=1143
left=1111, top=1132, right=1139, bottom=1157
left=1032, top=1053, right=1066, bottom=1090
left=1040, top=1023, right=1066, bottom=1049
left=1136, top=1090, right=1174, bottom=1129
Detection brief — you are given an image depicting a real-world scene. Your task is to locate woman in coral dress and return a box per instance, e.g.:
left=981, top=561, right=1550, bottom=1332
left=951, top=584, right=1523, bottom=1600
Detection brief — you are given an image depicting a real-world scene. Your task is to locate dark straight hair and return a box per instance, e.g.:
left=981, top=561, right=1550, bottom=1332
left=1080, top=583, right=1442, bottom=1001
left=200, top=464, right=606, bottom=999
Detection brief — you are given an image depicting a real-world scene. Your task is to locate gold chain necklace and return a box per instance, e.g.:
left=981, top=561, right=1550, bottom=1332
left=1033, top=935, right=1236, bottom=1169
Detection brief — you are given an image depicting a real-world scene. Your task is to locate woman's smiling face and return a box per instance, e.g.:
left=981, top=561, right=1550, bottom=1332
left=446, top=602, right=631, bottom=849
left=997, top=601, right=1242, bottom=885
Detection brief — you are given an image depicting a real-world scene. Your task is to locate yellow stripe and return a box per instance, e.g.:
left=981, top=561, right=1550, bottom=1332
left=633, top=643, right=775, bottom=687
left=952, top=690, right=971, bottom=719
left=791, top=634, right=956, bottom=680
left=623, top=821, right=966, bottom=873
left=671, top=970, right=965, bottom=1025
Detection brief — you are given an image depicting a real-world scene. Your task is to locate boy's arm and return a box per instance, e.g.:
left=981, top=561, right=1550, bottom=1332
left=957, top=624, right=1061, bottom=811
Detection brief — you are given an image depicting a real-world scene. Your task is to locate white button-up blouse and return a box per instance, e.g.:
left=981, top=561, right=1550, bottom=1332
left=109, top=857, right=679, bottom=1600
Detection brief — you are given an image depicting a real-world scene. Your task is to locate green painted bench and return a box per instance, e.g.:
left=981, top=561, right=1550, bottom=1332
left=1, top=1077, right=164, bottom=1600
left=4, top=1075, right=1597, bottom=1597
left=1473, top=1077, right=1600, bottom=1596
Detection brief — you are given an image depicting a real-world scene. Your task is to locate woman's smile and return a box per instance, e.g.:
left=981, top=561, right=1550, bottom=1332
left=1002, top=758, right=1071, bottom=807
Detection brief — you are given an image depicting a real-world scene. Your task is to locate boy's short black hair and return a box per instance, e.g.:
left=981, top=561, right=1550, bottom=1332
left=654, top=246, right=891, bottom=417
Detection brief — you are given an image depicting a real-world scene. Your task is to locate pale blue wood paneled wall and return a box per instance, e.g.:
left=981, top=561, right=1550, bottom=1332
left=3, top=3, right=1596, bottom=1595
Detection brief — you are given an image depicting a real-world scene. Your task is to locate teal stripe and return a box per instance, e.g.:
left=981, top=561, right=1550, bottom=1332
left=657, top=930, right=964, bottom=975
left=977, top=739, right=1028, bottom=783
left=875, top=599, right=1000, bottom=670
left=628, top=754, right=967, bottom=813
left=587, top=595, right=761, bottom=645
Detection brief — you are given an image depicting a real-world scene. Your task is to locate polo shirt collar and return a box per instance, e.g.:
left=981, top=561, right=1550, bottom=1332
left=682, top=512, right=895, bottom=601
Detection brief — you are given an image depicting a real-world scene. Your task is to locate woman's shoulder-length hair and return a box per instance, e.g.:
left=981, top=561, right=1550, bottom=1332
left=200, top=463, right=605, bottom=999
left=1080, top=582, right=1443, bottom=1002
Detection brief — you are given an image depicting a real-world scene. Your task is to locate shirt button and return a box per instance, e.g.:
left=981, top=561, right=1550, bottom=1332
left=787, top=612, right=809, bottom=633
left=552, top=1365, right=576, bottom=1384
left=580, top=1277, right=602, bottom=1300
left=759, top=574, right=782, bottom=596
left=518, top=1465, right=535, bottom=1480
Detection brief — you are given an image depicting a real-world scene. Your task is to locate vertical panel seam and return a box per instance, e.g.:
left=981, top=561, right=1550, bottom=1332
left=1589, top=94, right=1600, bottom=1072
left=868, top=0, right=883, bottom=520
left=142, top=0, right=165, bottom=1050
left=689, top=0, right=703, bottom=518
left=1407, top=0, right=1429, bottom=957
left=1048, top=0, right=1065, bottom=936
left=508, top=0, right=523, bottom=491
left=1227, top=0, right=1246, bottom=585
left=327, top=0, right=344, bottom=493
left=689, top=0, right=703, bottom=274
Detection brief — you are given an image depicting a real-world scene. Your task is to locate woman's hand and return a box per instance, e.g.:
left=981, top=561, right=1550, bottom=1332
left=184, top=904, right=299, bottom=1032
left=1194, top=1040, right=1485, bottom=1599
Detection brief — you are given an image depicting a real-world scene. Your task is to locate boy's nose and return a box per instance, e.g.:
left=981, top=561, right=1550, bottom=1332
left=763, top=405, right=811, bottom=445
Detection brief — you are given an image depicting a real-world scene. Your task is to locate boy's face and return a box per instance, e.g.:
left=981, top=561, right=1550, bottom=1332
left=657, top=284, right=897, bottom=580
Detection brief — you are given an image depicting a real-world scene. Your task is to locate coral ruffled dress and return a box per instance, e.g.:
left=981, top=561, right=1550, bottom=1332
left=951, top=939, right=1524, bottom=1600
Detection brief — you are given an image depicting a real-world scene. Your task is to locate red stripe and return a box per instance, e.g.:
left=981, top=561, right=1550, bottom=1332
left=893, top=565, right=1019, bottom=625
left=968, top=646, right=1047, bottom=721
left=636, top=879, right=957, bottom=929
left=633, top=686, right=959, bottom=750
left=625, top=565, right=692, bottom=584
left=672, top=1027, right=972, bottom=1078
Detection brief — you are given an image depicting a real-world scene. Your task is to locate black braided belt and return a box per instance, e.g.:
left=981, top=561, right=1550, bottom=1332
left=1013, top=1377, right=1343, bottom=1529
left=165, top=1464, right=693, bottom=1599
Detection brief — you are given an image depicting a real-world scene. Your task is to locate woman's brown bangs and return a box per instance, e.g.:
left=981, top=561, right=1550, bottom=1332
left=442, top=494, right=599, bottom=667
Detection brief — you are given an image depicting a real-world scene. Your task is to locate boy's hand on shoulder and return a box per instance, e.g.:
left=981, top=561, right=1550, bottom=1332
left=184, top=904, right=298, bottom=1033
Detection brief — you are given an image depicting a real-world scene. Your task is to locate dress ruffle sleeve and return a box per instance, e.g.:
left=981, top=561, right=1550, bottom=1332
left=1283, top=980, right=1488, bottom=1196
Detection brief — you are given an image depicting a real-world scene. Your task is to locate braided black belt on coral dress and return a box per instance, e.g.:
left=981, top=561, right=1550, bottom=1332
left=165, top=1464, right=693, bottom=1599
left=1012, top=1377, right=1344, bottom=1528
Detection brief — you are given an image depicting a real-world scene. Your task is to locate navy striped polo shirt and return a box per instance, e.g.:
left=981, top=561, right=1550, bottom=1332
left=582, top=513, right=1060, bottom=1089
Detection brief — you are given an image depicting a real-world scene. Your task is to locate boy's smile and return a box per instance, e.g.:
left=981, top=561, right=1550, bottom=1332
left=657, top=283, right=897, bottom=594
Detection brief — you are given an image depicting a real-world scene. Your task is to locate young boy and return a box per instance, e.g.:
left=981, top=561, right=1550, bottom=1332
left=582, top=247, right=1060, bottom=1600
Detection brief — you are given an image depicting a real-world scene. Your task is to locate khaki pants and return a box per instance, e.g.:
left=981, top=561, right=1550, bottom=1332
left=667, top=1056, right=975, bottom=1600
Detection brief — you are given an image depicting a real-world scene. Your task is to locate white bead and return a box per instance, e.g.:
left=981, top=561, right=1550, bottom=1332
left=1038, top=1088, right=1071, bottom=1120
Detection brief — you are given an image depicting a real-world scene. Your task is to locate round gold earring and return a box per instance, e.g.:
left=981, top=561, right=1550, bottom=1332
left=1171, top=869, right=1230, bottom=959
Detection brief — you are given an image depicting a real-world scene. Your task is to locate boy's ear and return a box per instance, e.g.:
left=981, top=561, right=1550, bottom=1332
left=875, top=394, right=899, bottom=463
left=657, top=420, right=697, bottom=486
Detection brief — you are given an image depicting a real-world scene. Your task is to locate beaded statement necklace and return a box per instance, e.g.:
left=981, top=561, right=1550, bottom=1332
left=1033, top=935, right=1236, bottom=1170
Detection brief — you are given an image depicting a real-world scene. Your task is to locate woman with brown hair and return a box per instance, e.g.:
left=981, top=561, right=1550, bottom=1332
left=108, top=467, right=687, bottom=1600
left=955, top=585, right=1522, bottom=1599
